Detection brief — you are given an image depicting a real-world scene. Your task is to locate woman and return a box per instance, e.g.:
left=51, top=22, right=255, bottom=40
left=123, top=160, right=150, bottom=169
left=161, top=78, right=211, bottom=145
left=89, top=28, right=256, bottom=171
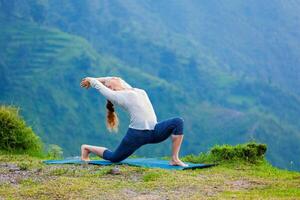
left=80, top=76, right=188, bottom=167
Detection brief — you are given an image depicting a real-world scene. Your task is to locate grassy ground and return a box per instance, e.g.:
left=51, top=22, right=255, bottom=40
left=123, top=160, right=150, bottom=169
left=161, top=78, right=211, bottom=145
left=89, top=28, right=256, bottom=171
left=0, top=154, right=299, bottom=200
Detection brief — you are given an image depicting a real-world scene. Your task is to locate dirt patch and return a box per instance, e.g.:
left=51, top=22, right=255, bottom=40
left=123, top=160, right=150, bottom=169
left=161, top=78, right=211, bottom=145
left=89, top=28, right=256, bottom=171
left=133, top=194, right=162, bottom=200
left=225, top=179, right=267, bottom=191
left=0, top=162, right=102, bottom=185
left=0, top=163, right=42, bottom=184
left=229, top=180, right=252, bottom=190
left=118, top=189, right=163, bottom=200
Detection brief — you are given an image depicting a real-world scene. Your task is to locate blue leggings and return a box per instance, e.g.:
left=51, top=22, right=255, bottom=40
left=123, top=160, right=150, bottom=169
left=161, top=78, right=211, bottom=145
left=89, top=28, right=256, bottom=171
left=103, top=117, right=184, bottom=162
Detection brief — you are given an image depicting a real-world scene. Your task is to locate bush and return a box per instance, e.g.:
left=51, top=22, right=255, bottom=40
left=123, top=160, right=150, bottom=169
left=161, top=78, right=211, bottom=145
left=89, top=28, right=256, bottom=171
left=183, top=142, right=267, bottom=164
left=0, top=105, right=43, bottom=155
left=210, top=142, right=267, bottom=163
left=47, top=144, right=63, bottom=159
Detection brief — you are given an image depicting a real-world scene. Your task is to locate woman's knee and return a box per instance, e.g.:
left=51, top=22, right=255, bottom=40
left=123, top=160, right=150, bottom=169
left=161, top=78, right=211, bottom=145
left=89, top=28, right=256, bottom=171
left=106, top=153, right=125, bottom=163
left=109, top=156, right=123, bottom=163
left=172, top=117, right=184, bottom=135
left=81, top=144, right=88, bottom=151
left=103, top=149, right=129, bottom=163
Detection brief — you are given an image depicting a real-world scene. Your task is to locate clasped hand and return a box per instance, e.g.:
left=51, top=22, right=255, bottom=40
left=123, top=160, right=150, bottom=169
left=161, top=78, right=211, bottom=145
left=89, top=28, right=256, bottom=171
left=80, top=77, right=91, bottom=89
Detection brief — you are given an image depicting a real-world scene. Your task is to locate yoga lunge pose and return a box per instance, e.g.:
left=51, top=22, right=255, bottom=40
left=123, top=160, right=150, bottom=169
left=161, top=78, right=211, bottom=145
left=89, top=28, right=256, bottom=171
left=80, top=76, right=188, bottom=167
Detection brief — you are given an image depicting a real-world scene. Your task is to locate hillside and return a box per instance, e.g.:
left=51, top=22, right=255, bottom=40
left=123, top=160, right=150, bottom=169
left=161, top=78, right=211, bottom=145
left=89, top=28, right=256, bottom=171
left=0, top=104, right=299, bottom=199
left=0, top=17, right=185, bottom=156
left=0, top=153, right=300, bottom=199
left=1, top=1, right=300, bottom=171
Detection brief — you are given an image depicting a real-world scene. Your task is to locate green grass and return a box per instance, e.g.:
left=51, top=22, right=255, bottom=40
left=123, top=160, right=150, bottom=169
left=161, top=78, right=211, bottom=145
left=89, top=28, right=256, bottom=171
left=0, top=154, right=299, bottom=199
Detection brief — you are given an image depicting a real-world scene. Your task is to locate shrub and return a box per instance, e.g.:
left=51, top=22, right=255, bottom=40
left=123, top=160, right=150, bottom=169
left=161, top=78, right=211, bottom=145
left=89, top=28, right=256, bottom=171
left=183, top=142, right=267, bottom=164
left=47, top=144, right=63, bottom=159
left=0, top=105, right=43, bottom=155
left=210, top=142, right=267, bottom=163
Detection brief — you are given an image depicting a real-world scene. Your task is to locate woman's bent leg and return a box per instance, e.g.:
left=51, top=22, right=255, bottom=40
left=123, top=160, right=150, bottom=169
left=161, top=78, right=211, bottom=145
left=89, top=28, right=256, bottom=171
left=81, top=144, right=108, bottom=161
left=152, top=117, right=188, bottom=167
left=152, top=117, right=185, bottom=143
left=170, top=135, right=187, bottom=167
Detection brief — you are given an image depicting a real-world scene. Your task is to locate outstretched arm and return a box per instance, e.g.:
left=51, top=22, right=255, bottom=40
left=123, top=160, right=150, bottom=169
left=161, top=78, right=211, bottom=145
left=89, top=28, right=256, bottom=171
left=80, top=76, right=116, bottom=89
left=96, top=76, right=133, bottom=89
left=96, top=76, right=115, bottom=84
left=81, top=77, right=126, bottom=106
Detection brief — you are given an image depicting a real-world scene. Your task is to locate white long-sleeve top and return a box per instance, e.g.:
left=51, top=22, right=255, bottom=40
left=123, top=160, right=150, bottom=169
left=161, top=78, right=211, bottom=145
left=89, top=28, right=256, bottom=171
left=86, top=77, right=158, bottom=130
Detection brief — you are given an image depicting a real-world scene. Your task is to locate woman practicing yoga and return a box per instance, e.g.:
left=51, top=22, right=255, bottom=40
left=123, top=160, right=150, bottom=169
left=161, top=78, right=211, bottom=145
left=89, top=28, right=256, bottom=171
left=80, top=76, right=188, bottom=167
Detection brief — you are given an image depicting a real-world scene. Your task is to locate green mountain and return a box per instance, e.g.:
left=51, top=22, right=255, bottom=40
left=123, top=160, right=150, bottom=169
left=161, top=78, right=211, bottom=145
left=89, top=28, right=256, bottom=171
left=1, top=1, right=300, bottom=171
left=0, top=16, right=184, bottom=155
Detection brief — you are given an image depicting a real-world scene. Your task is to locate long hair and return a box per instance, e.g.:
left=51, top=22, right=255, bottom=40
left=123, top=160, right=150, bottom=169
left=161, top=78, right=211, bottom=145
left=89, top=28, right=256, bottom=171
left=106, top=100, right=119, bottom=133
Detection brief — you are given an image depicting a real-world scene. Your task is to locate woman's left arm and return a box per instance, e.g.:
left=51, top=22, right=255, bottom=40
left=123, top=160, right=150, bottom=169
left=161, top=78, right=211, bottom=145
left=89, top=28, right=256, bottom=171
left=96, top=76, right=114, bottom=84
left=96, top=76, right=133, bottom=89
left=84, top=77, right=126, bottom=106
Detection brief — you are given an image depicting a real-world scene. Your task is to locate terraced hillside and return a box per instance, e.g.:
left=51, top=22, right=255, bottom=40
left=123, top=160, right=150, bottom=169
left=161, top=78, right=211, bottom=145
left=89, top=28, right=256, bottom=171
left=0, top=18, right=185, bottom=155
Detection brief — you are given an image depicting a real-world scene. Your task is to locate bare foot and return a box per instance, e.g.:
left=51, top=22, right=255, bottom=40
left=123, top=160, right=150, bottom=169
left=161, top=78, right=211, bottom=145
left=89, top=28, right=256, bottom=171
left=81, top=157, right=90, bottom=162
left=169, top=159, right=189, bottom=167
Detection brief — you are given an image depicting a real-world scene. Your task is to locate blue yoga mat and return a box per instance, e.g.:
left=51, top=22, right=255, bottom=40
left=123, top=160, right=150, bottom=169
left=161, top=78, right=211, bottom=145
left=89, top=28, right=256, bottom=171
left=43, top=158, right=216, bottom=170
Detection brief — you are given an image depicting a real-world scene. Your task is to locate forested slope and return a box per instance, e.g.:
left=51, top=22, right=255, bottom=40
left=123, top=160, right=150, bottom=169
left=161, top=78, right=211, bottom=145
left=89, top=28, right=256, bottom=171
left=1, top=0, right=299, bottom=171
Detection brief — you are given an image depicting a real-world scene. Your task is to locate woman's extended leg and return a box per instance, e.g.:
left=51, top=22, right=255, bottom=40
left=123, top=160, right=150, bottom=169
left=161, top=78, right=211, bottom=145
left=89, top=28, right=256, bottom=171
left=102, top=129, right=142, bottom=163
left=81, top=129, right=143, bottom=163
left=81, top=144, right=107, bottom=161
